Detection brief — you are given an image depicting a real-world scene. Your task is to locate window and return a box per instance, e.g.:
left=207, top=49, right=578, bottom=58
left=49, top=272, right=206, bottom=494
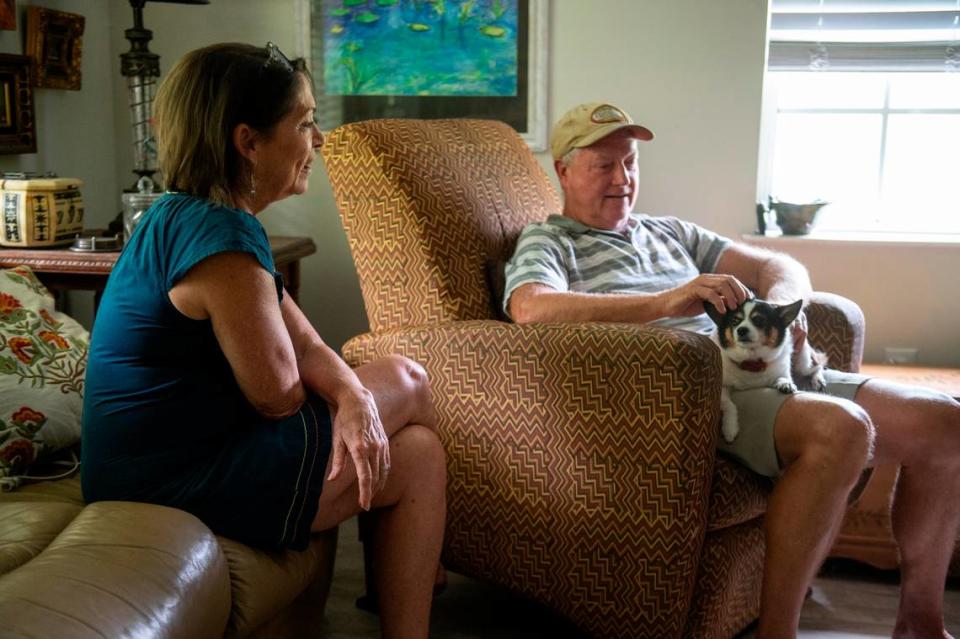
left=761, top=1, right=960, bottom=236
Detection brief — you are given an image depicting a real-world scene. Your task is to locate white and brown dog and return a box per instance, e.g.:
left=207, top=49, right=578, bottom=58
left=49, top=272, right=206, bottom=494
left=704, top=299, right=828, bottom=443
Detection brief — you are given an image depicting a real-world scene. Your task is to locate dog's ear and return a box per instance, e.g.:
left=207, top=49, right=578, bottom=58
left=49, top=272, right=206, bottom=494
left=703, top=301, right=725, bottom=326
left=777, top=299, right=804, bottom=325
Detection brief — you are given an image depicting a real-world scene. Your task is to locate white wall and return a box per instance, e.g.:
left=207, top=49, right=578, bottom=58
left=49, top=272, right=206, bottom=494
left=114, top=0, right=772, bottom=354
left=107, top=0, right=367, bottom=352
left=747, top=236, right=960, bottom=367
left=0, top=1, right=120, bottom=324
left=5, top=0, right=955, bottom=365
left=547, top=1, right=959, bottom=367
left=544, top=0, right=769, bottom=240
left=0, top=1, right=120, bottom=239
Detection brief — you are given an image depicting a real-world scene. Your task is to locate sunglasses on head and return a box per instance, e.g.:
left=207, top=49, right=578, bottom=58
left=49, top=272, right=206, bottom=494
left=264, top=41, right=295, bottom=72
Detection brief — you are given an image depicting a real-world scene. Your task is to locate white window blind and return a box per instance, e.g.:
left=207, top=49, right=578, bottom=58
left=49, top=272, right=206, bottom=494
left=768, top=0, right=960, bottom=71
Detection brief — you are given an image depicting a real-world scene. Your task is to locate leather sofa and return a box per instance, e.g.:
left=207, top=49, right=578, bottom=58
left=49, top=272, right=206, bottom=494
left=0, top=471, right=337, bottom=638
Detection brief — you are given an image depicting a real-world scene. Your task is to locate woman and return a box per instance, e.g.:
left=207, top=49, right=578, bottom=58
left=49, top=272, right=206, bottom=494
left=81, top=42, right=446, bottom=637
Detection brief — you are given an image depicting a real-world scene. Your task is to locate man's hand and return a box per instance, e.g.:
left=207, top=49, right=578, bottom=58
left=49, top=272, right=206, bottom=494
left=790, top=309, right=808, bottom=354
left=327, top=387, right=390, bottom=510
left=660, top=274, right=752, bottom=318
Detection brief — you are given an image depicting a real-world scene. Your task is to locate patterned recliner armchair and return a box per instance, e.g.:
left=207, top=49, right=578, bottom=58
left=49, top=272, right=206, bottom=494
left=321, top=118, right=864, bottom=638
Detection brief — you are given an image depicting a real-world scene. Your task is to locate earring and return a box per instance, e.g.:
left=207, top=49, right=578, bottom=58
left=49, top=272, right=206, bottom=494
left=249, top=162, right=257, bottom=197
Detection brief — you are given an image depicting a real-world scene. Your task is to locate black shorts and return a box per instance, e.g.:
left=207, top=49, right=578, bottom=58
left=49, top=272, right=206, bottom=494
left=138, top=393, right=334, bottom=551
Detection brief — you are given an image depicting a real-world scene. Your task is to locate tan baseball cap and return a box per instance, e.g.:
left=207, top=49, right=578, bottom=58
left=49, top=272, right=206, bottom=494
left=550, top=102, right=654, bottom=160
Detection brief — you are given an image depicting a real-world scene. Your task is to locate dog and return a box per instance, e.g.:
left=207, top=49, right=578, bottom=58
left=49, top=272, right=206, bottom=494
left=704, top=298, right=828, bottom=443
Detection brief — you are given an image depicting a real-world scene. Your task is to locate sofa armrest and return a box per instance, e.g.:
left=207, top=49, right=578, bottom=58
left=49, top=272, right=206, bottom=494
left=344, top=319, right=722, bottom=636
left=806, top=291, right=866, bottom=373
left=0, top=501, right=231, bottom=639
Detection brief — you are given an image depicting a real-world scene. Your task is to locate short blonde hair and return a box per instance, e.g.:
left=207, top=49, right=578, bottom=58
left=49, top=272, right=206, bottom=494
left=154, top=42, right=310, bottom=206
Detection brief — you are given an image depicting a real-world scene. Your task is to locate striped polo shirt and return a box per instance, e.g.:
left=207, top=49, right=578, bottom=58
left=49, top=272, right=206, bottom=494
left=503, top=213, right=732, bottom=334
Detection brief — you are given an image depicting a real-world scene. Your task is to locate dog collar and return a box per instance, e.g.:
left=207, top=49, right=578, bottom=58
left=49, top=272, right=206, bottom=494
left=738, top=359, right=768, bottom=372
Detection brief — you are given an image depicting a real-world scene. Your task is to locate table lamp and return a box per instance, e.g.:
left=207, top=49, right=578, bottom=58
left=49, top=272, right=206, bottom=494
left=120, top=0, right=210, bottom=191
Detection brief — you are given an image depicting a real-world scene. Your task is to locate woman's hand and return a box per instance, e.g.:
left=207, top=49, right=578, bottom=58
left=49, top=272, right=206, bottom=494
left=327, top=387, right=390, bottom=510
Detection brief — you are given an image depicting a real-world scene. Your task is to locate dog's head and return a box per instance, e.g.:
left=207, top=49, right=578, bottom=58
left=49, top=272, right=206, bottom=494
left=704, top=298, right=803, bottom=351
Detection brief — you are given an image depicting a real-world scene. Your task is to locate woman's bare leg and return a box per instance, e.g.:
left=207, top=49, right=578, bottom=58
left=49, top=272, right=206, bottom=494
left=368, top=425, right=445, bottom=637
left=312, top=355, right=446, bottom=639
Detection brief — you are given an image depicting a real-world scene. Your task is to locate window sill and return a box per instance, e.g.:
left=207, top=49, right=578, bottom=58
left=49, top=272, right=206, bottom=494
left=741, top=231, right=960, bottom=248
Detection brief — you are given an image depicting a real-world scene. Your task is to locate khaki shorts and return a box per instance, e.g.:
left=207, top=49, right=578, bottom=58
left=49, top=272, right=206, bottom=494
left=716, top=370, right=872, bottom=478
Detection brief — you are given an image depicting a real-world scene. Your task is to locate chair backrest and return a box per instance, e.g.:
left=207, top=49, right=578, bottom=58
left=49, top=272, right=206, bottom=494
left=322, top=118, right=561, bottom=333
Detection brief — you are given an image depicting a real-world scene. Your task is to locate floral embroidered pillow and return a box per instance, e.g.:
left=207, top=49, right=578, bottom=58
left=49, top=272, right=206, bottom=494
left=0, top=266, right=88, bottom=487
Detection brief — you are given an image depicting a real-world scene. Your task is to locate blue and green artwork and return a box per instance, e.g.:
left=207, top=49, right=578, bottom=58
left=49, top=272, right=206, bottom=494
left=323, top=0, right=518, bottom=96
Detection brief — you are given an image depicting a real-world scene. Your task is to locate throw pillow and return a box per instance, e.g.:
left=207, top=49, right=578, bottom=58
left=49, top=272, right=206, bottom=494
left=0, top=265, right=88, bottom=489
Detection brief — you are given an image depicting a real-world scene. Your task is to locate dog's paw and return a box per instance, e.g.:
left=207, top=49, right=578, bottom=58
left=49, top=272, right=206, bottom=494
left=775, top=377, right=798, bottom=394
left=721, top=407, right=739, bottom=443
left=720, top=388, right=739, bottom=442
left=722, top=417, right=739, bottom=443
left=810, top=370, right=827, bottom=392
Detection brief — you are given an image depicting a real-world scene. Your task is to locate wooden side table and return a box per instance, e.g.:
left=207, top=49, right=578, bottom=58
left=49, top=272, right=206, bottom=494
left=0, top=236, right=316, bottom=307
left=831, top=364, right=960, bottom=573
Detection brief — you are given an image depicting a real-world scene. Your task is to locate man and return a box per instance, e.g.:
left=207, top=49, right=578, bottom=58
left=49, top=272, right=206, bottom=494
left=503, top=102, right=960, bottom=639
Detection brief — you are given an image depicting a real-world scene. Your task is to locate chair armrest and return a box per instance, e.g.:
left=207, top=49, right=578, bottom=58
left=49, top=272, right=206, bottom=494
left=344, top=319, right=722, bottom=635
left=0, top=501, right=231, bottom=639
left=806, top=291, right=865, bottom=373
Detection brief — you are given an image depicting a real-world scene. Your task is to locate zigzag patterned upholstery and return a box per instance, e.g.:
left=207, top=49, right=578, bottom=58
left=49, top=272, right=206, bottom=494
left=322, top=118, right=866, bottom=638
left=805, top=291, right=865, bottom=374
left=321, top=119, right=560, bottom=331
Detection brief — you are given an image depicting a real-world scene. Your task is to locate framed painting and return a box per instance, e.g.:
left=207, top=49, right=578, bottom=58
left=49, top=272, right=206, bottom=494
left=0, top=54, right=36, bottom=154
left=25, top=7, right=86, bottom=91
left=301, top=0, right=549, bottom=151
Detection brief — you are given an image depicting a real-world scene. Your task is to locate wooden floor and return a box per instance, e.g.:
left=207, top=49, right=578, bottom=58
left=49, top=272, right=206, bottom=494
left=741, top=559, right=960, bottom=637
left=321, top=518, right=960, bottom=638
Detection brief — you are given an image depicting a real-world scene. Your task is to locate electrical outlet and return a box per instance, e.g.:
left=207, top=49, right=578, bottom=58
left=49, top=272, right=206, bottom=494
left=884, top=347, right=918, bottom=365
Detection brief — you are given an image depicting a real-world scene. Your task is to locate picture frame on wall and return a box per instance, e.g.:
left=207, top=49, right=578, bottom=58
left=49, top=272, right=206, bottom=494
left=0, top=54, right=37, bottom=154
left=25, top=6, right=86, bottom=91
left=0, top=0, right=16, bottom=31
left=302, top=0, right=549, bottom=151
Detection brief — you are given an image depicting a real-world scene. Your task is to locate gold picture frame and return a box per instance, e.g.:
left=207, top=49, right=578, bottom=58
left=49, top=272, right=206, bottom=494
left=25, top=7, right=85, bottom=91
left=0, top=54, right=37, bottom=154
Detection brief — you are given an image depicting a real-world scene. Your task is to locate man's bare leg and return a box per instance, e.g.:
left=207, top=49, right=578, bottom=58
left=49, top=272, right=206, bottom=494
left=756, top=394, right=874, bottom=639
left=856, top=380, right=960, bottom=639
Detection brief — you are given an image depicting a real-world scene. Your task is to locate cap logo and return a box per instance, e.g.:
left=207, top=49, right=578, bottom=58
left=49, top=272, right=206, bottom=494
left=590, top=105, right=628, bottom=124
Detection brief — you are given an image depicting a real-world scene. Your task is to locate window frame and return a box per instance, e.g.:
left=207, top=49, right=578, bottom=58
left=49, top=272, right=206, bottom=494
left=758, top=70, right=960, bottom=237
